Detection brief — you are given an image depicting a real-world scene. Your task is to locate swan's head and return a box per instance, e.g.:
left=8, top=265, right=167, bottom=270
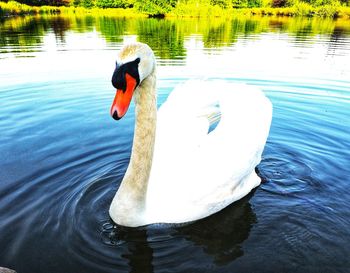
left=110, top=42, right=155, bottom=120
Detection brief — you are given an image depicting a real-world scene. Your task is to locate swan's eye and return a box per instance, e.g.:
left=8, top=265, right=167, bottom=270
left=126, top=58, right=140, bottom=84
left=111, top=58, right=140, bottom=91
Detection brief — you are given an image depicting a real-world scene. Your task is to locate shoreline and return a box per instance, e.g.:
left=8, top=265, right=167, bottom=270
left=1, top=1, right=350, bottom=19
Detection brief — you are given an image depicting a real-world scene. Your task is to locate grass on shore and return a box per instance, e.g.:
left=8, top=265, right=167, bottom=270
left=0, top=1, right=144, bottom=17
left=1, top=0, right=350, bottom=19
left=168, top=2, right=350, bottom=19
left=240, top=4, right=350, bottom=18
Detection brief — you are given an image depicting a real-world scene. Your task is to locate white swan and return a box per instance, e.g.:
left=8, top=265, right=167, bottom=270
left=109, top=42, right=272, bottom=227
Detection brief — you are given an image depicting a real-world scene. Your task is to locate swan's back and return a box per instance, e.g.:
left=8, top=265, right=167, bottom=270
left=146, top=80, right=272, bottom=224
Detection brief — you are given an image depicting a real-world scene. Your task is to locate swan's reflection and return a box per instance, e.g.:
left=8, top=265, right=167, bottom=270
left=120, top=228, right=154, bottom=273
left=175, top=195, right=257, bottom=266
left=106, top=194, right=256, bottom=272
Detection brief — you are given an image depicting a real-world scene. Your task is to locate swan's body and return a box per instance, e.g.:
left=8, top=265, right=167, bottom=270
left=109, top=43, right=272, bottom=227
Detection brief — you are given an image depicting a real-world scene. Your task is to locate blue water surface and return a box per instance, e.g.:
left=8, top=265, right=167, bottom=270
left=0, top=15, right=350, bottom=273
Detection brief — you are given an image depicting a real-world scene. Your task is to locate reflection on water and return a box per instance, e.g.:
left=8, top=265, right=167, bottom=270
left=101, top=195, right=255, bottom=272
left=176, top=196, right=256, bottom=266
left=0, top=13, right=350, bottom=273
left=1, top=15, right=350, bottom=59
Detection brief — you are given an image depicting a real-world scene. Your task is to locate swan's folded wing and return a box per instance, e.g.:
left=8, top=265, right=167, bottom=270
left=146, top=80, right=272, bottom=222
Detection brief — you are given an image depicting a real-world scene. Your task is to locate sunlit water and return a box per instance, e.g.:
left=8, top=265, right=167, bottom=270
left=1, top=15, right=350, bottom=273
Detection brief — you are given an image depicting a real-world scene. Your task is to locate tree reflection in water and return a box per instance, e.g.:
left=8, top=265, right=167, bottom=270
left=1, top=15, right=349, bottom=58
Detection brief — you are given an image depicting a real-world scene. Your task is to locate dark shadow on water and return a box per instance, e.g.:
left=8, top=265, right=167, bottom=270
left=102, top=193, right=256, bottom=271
left=119, top=228, right=154, bottom=273
left=101, top=223, right=155, bottom=273
left=175, top=193, right=257, bottom=266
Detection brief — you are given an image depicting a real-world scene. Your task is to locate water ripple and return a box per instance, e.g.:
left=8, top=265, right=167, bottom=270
left=1, top=15, right=350, bottom=273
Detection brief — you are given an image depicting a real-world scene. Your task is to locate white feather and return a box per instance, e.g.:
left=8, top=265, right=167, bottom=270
left=145, top=80, right=272, bottom=223
left=109, top=43, right=272, bottom=227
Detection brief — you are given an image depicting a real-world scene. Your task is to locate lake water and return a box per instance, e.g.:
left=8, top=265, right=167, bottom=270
left=1, top=14, right=350, bottom=273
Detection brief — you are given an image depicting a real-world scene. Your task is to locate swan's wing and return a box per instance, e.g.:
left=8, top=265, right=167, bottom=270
left=146, top=80, right=272, bottom=222
left=153, top=79, right=272, bottom=177
left=154, top=80, right=221, bottom=159
left=194, top=82, right=272, bottom=197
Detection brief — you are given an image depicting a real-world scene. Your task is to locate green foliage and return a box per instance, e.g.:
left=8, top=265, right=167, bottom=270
left=260, top=0, right=272, bottom=7
left=134, top=0, right=176, bottom=16
left=248, top=0, right=262, bottom=7
left=232, top=0, right=248, bottom=7
left=285, top=0, right=297, bottom=7
left=11, top=0, right=70, bottom=6
left=79, top=0, right=94, bottom=8
left=73, top=0, right=81, bottom=6
left=48, top=0, right=71, bottom=6
left=315, top=3, right=339, bottom=16
left=0, top=0, right=32, bottom=15
left=95, top=0, right=134, bottom=8
left=272, top=0, right=300, bottom=7
left=169, top=0, right=232, bottom=17
left=232, top=0, right=262, bottom=8
left=307, top=0, right=338, bottom=6
left=95, top=0, right=110, bottom=8
left=210, top=0, right=231, bottom=8
left=0, top=0, right=142, bottom=15
left=1, top=0, right=349, bottom=18
left=294, top=1, right=313, bottom=15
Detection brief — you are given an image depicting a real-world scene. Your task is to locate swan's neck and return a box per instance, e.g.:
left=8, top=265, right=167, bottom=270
left=110, top=70, right=157, bottom=227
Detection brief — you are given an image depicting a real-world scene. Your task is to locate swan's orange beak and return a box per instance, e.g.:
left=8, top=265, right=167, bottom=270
left=110, top=73, right=138, bottom=120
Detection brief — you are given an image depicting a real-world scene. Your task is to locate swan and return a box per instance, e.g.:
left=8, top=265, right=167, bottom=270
left=109, top=42, right=272, bottom=227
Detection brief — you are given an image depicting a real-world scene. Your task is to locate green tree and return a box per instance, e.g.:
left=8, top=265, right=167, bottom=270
left=134, top=0, right=177, bottom=16
left=95, top=0, right=134, bottom=8
left=210, top=0, right=231, bottom=8
left=300, top=0, right=339, bottom=6
left=14, top=0, right=70, bottom=5
left=232, top=0, right=248, bottom=7
left=80, top=0, right=94, bottom=7
left=247, top=0, right=262, bottom=7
